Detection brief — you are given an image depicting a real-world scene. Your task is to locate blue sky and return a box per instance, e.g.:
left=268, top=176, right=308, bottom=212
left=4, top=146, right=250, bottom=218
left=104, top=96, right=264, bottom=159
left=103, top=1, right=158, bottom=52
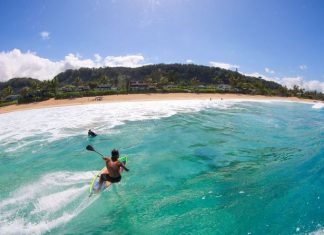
left=0, top=0, right=324, bottom=91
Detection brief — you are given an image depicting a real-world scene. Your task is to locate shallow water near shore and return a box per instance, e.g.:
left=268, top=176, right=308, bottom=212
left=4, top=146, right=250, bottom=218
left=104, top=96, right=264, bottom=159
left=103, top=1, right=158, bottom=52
left=0, top=100, right=323, bottom=234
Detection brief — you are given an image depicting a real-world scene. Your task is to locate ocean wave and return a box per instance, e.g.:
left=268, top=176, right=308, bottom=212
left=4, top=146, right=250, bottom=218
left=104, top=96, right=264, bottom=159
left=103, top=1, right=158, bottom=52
left=0, top=171, right=97, bottom=235
left=312, top=103, right=324, bottom=109
left=309, top=227, right=324, bottom=235
left=0, top=100, right=236, bottom=151
left=0, top=99, right=315, bottom=152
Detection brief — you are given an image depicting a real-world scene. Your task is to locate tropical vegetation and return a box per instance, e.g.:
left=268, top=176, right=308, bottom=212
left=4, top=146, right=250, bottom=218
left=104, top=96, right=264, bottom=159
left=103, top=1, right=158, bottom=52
left=1, top=64, right=323, bottom=106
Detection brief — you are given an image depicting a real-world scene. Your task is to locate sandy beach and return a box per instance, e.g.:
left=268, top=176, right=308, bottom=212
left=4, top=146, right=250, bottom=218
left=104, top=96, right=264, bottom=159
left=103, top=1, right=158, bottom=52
left=0, top=93, right=318, bottom=114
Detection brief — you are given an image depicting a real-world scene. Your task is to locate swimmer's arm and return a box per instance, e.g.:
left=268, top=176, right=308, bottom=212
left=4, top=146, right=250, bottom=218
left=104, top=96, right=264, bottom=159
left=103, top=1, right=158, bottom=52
left=120, top=162, right=129, bottom=172
left=102, top=157, right=110, bottom=162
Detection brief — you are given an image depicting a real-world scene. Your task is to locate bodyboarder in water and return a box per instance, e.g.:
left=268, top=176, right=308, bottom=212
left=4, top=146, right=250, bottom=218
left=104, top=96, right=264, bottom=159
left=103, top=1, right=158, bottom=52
left=98, top=149, right=129, bottom=190
left=88, top=129, right=97, bottom=137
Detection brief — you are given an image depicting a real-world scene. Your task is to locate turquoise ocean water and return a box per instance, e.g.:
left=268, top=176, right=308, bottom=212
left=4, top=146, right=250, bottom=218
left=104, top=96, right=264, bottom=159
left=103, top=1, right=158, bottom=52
left=0, top=100, right=323, bottom=235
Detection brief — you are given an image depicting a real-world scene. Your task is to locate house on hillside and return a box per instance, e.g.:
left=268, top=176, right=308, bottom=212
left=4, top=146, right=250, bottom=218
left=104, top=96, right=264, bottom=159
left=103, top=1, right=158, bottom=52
left=217, top=84, right=232, bottom=91
left=76, top=85, right=90, bottom=91
left=163, top=85, right=177, bottom=89
left=60, top=86, right=75, bottom=92
left=3, top=95, right=20, bottom=102
left=129, top=81, right=148, bottom=91
left=96, top=84, right=112, bottom=91
left=129, top=81, right=157, bottom=91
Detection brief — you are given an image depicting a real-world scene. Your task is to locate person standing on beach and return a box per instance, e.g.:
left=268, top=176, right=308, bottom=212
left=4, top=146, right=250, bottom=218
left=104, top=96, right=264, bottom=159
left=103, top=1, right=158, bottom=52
left=98, top=149, right=129, bottom=189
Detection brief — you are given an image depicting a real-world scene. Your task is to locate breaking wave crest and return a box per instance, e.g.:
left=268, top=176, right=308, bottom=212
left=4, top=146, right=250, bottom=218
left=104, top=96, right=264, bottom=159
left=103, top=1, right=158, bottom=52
left=0, top=171, right=97, bottom=235
left=0, top=100, right=235, bottom=152
left=312, top=102, right=324, bottom=109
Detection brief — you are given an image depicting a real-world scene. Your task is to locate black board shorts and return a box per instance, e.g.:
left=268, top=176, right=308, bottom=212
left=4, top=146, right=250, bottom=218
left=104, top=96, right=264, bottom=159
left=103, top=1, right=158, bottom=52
left=100, top=174, right=121, bottom=183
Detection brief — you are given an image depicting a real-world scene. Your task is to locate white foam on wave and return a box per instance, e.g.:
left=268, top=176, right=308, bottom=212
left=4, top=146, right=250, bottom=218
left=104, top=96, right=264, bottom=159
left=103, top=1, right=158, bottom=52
left=0, top=171, right=94, bottom=208
left=0, top=98, right=313, bottom=152
left=309, top=227, right=324, bottom=235
left=0, top=171, right=97, bottom=235
left=0, top=100, right=235, bottom=152
left=0, top=213, right=75, bottom=235
left=32, top=186, right=87, bottom=214
left=312, top=102, right=324, bottom=109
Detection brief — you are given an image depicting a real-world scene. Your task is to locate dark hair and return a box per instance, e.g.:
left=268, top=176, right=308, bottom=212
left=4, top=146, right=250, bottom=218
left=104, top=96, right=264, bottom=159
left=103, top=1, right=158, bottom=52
left=111, top=149, right=119, bottom=161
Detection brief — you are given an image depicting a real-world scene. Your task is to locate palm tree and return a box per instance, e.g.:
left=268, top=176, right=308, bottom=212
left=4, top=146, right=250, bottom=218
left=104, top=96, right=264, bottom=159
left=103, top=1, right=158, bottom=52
left=51, top=78, right=59, bottom=94
left=74, top=77, right=82, bottom=87
left=100, top=75, right=110, bottom=85
left=4, top=86, right=13, bottom=97
left=0, top=86, right=13, bottom=100
left=19, top=87, right=31, bottom=103
left=31, top=81, right=39, bottom=90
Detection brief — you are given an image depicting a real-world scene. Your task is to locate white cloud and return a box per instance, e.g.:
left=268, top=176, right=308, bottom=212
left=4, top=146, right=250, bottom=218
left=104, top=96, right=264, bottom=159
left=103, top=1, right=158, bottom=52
left=299, top=64, right=307, bottom=70
left=94, top=53, right=102, bottom=62
left=209, top=61, right=239, bottom=70
left=265, top=67, right=275, bottom=74
left=209, top=61, right=324, bottom=92
left=186, top=59, right=194, bottom=64
left=280, top=77, right=324, bottom=92
left=103, top=55, right=145, bottom=67
left=280, top=76, right=304, bottom=89
left=245, top=72, right=324, bottom=93
left=40, top=31, right=50, bottom=40
left=0, top=49, right=146, bottom=81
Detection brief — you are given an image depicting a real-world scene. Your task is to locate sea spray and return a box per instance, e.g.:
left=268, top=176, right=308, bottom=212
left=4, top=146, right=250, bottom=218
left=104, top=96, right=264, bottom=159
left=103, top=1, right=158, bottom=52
left=0, top=171, right=97, bottom=235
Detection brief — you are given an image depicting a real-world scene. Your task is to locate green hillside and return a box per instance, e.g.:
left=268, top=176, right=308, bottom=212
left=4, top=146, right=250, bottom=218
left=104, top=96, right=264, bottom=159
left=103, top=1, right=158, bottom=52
left=1, top=64, right=323, bottom=105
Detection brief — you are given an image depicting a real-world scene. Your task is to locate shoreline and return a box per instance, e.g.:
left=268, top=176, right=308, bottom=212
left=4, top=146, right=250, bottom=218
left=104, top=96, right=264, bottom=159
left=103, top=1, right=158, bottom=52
left=0, top=93, right=319, bottom=114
